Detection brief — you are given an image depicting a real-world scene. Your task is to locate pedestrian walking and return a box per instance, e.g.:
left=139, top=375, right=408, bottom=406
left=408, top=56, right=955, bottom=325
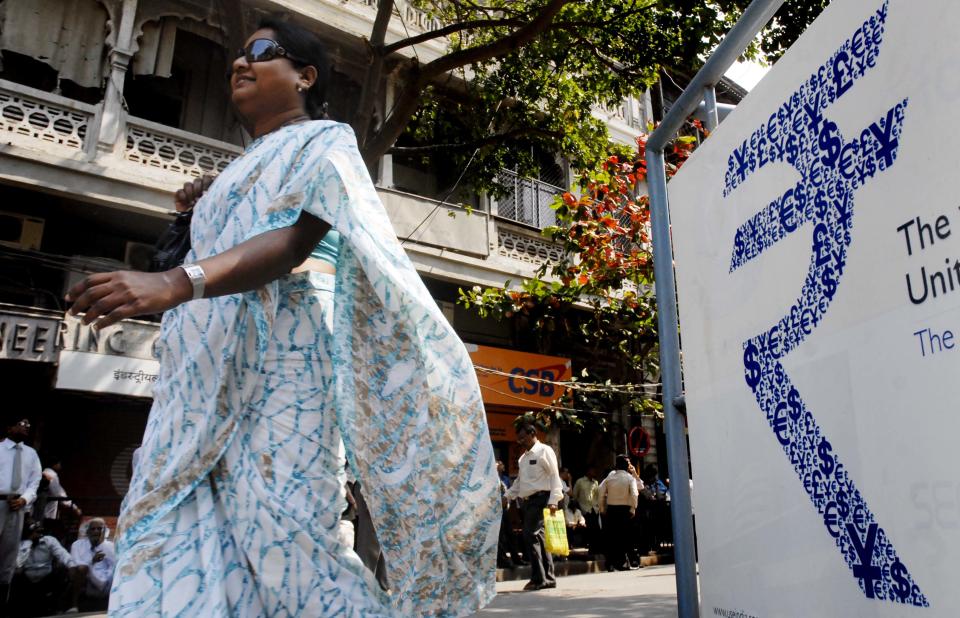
left=504, top=424, right=563, bottom=591
left=66, top=17, right=499, bottom=616
left=599, top=455, right=639, bottom=571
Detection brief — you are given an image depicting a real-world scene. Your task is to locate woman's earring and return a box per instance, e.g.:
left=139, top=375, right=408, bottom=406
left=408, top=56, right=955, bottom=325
left=297, top=85, right=304, bottom=93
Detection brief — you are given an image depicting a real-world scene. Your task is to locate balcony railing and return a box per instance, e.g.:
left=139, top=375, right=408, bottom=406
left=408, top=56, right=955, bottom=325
left=496, top=170, right=562, bottom=229
left=0, top=78, right=95, bottom=154
left=123, top=118, right=242, bottom=179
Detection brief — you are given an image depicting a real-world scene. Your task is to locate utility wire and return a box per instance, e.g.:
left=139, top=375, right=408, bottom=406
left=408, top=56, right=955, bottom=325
left=474, top=365, right=660, bottom=394
left=400, top=98, right=503, bottom=246
left=477, top=384, right=616, bottom=416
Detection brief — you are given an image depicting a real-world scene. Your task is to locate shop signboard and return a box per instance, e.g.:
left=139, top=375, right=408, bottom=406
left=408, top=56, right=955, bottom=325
left=466, top=343, right=571, bottom=409
left=0, top=305, right=60, bottom=363
left=669, top=0, right=959, bottom=614
left=56, top=314, right=160, bottom=398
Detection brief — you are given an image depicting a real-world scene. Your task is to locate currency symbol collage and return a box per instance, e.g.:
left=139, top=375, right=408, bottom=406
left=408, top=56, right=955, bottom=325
left=725, top=1, right=924, bottom=607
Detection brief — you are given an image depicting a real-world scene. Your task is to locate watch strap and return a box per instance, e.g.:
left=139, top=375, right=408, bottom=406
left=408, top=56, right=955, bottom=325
left=179, top=264, right=206, bottom=300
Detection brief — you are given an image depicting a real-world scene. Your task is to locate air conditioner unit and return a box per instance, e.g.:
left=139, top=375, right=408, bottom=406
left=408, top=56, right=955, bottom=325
left=0, top=211, right=44, bottom=251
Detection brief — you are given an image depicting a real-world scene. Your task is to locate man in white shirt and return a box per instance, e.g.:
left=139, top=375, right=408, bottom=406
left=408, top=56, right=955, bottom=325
left=503, top=423, right=563, bottom=591
left=11, top=521, right=74, bottom=614
left=599, top=455, right=640, bottom=571
left=70, top=518, right=116, bottom=610
left=0, top=417, right=42, bottom=607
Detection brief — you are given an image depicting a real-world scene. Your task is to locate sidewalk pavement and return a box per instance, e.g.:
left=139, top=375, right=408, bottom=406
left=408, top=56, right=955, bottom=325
left=46, top=566, right=679, bottom=618
left=472, top=565, right=678, bottom=617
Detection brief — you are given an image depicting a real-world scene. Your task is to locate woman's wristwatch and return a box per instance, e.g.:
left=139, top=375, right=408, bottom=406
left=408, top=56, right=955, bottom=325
left=179, top=264, right=206, bottom=300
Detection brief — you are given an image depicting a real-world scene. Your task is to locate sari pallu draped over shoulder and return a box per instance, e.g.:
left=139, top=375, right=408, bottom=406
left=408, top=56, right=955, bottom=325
left=116, top=121, right=500, bottom=616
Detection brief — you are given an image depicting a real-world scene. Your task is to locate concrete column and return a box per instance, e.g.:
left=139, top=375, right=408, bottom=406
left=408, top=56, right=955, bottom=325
left=97, top=0, right=138, bottom=153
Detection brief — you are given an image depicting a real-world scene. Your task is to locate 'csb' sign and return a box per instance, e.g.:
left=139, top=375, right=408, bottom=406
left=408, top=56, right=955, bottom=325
left=466, top=344, right=571, bottom=408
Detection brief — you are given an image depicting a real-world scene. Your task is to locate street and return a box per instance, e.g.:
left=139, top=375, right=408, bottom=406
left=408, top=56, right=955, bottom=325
left=473, top=566, right=678, bottom=617
left=55, top=567, right=679, bottom=618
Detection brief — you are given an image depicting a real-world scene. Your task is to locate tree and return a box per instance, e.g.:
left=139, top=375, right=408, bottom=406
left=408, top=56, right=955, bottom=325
left=349, top=0, right=828, bottom=190
left=459, top=121, right=701, bottom=433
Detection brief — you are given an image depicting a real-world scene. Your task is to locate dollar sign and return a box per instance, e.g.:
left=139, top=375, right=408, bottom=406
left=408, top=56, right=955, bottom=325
left=786, top=134, right=799, bottom=165
left=818, top=437, right=835, bottom=476
left=837, top=487, right=849, bottom=519
left=787, top=387, right=802, bottom=421
left=734, top=230, right=746, bottom=259
left=744, top=341, right=762, bottom=389
left=814, top=188, right=829, bottom=218
left=821, top=265, right=838, bottom=300
left=891, top=559, right=910, bottom=601
left=818, top=120, right=842, bottom=167
left=794, top=183, right=808, bottom=214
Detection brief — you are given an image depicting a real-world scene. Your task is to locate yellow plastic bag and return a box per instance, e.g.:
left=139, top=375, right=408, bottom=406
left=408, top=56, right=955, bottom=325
left=543, top=508, right=570, bottom=556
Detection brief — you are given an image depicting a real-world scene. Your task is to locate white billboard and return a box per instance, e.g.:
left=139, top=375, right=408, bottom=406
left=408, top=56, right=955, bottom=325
left=669, top=0, right=958, bottom=615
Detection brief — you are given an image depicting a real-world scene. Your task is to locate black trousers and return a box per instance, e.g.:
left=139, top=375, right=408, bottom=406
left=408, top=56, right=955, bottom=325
left=521, top=492, right=555, bottom=585
left=582, top=511, right=601, bottom=556
left=603, top=505, right=633, bottom=570
left=497, top=502, right=521, bottom=566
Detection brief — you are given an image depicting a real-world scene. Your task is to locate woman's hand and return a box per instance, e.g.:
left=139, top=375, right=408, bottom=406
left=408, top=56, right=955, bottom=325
left=66, top=269, right=193, bottom=329
left=174, top=175, right=215, bottom=212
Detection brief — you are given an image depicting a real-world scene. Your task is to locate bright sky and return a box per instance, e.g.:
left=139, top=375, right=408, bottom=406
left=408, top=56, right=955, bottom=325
left=724, top=60, right=771, bottom=91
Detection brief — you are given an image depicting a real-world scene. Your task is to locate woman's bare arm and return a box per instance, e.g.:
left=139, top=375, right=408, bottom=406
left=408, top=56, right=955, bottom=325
left=66, top=212, right=330, bottom=329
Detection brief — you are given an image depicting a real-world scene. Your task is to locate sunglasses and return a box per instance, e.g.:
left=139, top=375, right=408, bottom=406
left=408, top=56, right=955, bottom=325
left=236, top=38, right=308, bottom=66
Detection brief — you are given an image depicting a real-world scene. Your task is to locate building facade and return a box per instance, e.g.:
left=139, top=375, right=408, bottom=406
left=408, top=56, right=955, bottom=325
left=0, top=0, right=660, bottom=520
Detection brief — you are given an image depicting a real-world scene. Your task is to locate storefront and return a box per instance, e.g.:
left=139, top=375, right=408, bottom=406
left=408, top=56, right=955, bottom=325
left=466, top=343, right=571, bottom=474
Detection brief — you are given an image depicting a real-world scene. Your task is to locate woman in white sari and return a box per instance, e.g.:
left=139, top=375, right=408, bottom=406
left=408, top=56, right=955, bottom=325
left=67, top=18, right=499, bottom=617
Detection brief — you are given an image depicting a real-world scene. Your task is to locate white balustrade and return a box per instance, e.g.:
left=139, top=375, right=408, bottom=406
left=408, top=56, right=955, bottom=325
left=497, top=228, right=563, bottom=267
left=123, top=118, right=242, bottom=179
left=0, top=79, right=94, bottom=153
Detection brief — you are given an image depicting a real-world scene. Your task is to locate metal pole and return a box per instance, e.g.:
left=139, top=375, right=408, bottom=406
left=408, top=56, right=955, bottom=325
left=646, top=151, right=699, bottom=618
left=644, top=2, right=786, bottom=617
left=702, top=86, right=719, bottom=132
left=648, top=0, right=785, bottom=153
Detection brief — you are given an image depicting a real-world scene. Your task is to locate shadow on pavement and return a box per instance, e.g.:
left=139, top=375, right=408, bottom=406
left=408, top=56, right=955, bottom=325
left=475, top=593, right=678, bottom=617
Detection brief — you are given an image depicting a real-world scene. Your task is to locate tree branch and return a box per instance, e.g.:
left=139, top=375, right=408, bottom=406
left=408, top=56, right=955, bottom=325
left=361, top=0, right=574, bottom=163
left=352, top=0, right=397, bottom=148
left=382, top=17, right=524, bottom=54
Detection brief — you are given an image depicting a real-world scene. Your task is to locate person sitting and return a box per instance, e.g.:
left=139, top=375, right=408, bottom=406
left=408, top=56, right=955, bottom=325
left=11, top=522, right=75, bottom=616
left=69, top=518, right=115, bottom=611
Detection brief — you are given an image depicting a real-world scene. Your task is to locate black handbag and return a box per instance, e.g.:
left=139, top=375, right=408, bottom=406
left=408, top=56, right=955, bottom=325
left=150, top=210, right=193, bottom=272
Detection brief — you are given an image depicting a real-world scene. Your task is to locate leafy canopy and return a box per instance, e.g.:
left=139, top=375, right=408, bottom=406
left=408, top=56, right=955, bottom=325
left=356, top=0, right=828, bottom=191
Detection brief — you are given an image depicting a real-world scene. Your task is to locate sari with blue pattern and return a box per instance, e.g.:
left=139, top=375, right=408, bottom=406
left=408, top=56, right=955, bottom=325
left=108, top=121, right=500, bottom=617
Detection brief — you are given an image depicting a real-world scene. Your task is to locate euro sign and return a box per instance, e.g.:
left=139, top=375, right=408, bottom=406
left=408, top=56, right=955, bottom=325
left=725, top=1, right=926, bottom=607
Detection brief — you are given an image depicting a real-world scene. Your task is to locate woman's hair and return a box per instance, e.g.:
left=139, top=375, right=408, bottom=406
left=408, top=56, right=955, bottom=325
left=257, top=16, right=331, bottom=119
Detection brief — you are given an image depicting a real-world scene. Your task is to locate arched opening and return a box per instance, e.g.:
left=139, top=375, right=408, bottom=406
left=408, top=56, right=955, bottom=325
left=124, top=17, right=240, bottom=144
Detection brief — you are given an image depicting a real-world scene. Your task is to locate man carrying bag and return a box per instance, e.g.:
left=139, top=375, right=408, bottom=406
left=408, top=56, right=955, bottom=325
left=504, top=423, right=564, bottom=591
